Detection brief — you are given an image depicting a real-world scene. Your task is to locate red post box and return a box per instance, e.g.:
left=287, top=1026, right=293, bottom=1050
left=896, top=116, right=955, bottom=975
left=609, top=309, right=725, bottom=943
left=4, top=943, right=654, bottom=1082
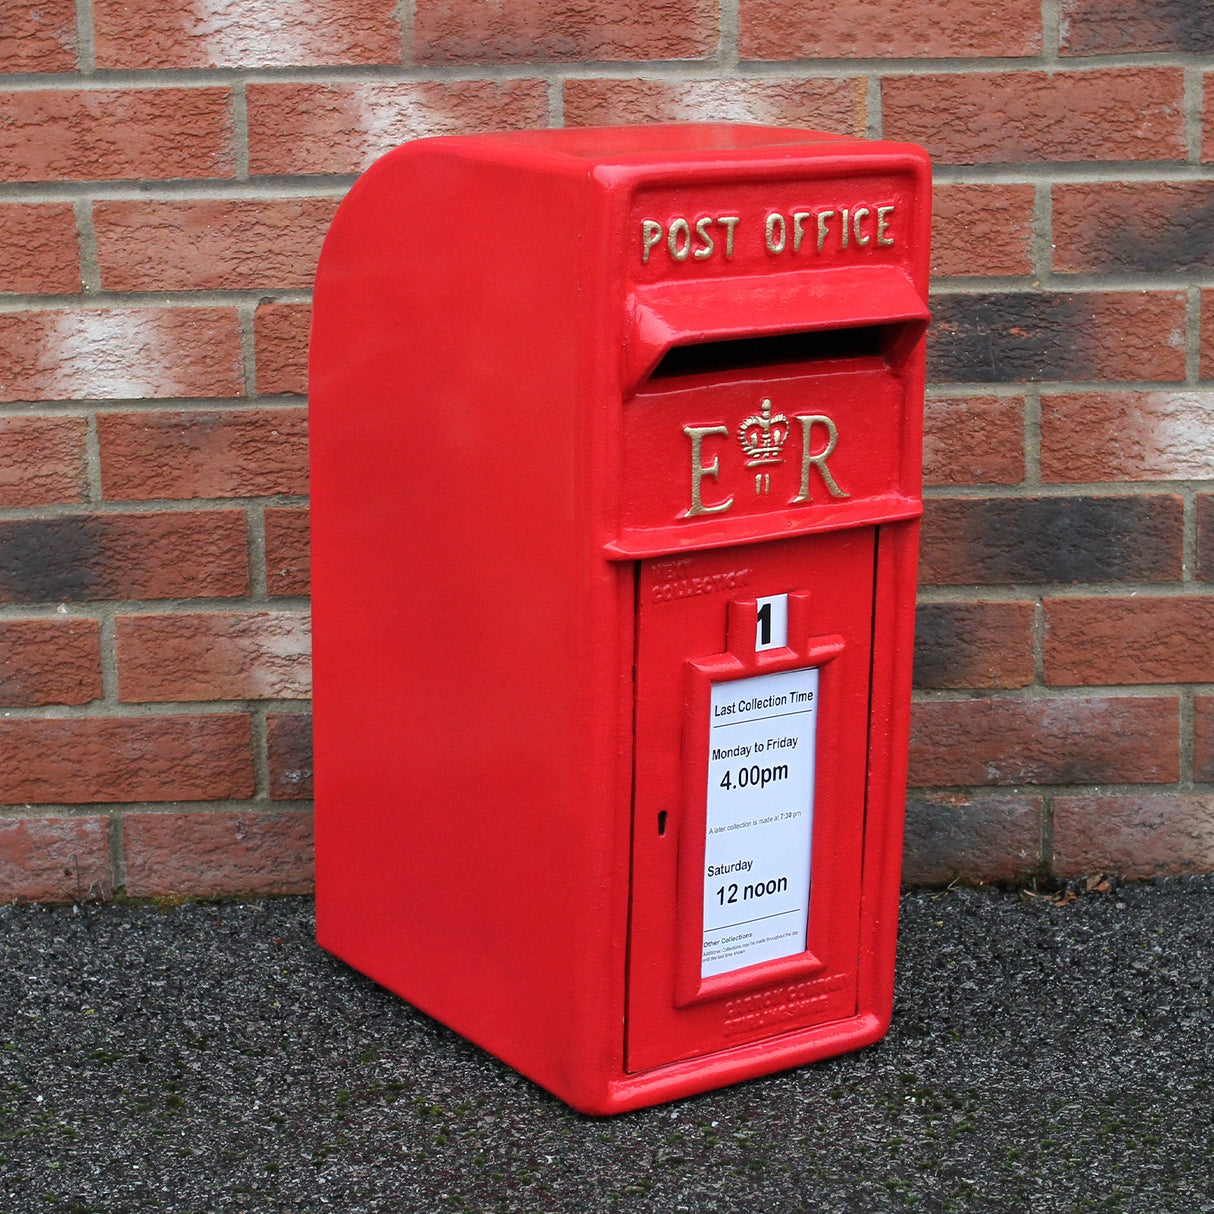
left=309, top=124, right=931, bottom=1114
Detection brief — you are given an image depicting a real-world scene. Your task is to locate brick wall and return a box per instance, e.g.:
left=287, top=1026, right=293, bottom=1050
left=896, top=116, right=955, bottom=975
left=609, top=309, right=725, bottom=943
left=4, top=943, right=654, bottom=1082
left=1, top=0, right=1211, bottom=899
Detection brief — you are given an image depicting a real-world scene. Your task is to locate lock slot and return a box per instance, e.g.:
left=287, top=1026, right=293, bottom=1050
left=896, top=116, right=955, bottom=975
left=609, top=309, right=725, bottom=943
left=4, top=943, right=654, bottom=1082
left=648, top=325, right=884, bottom=382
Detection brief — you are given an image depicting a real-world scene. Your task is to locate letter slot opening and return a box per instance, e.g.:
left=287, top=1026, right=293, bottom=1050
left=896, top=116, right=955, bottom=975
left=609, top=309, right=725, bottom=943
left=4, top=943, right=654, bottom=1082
left=649, top=325, right=884, bottom=382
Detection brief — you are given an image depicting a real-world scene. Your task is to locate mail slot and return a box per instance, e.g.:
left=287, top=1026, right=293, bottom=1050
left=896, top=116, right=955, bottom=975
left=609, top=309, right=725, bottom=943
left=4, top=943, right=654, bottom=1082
left=309, top=124, right=931, bottom=1114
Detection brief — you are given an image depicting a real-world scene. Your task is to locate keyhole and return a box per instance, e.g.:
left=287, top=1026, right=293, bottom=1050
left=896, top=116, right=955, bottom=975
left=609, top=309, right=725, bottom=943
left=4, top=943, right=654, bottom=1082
left=657, top=810, right=668, bottom=836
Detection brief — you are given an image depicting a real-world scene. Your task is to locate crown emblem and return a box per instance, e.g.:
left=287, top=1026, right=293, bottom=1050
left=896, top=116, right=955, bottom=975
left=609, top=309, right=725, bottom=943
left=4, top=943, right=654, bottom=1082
left=738, top=398, right=790, bottom=466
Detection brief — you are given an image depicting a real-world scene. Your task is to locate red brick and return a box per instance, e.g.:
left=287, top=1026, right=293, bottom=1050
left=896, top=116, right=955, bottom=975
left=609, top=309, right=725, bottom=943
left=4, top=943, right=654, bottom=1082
left=0, top=307, right=242, bottom=403
left=1195, top=696, right=1214, bottom=781
left=0, top=619, right=101, bottom=706
left=883, top=69, right=1185, bottom=165
left=928, top=291, right=1186, bottom=384
left=914, top=601, right=1035, bottom=690
left=0, top=415, right=87, bottom=507
left=0, top=715, right=252, bottom=803
left=264, top=507, right=310, bottom=596
left=920, top=496, right=1183, bottom=586
left=94, top=199, right=339, bottom=292
left=267, top=712, right=313, bottom=800
left=0, top=0, right=77, bottom=72
left=0, top=88, right=234, bottom=182
left=1062, top=0, right=1214, bottom=55
left=0, top=817, right=110, bottom=903
left=124, top=810, right=312, bottom=896
left=1053, top=795, right=1214, bottom=878
left=247, top=81, right=549, bottom=176
left=1044, top=597, right=1214, bottom=686
left=903, top=795, right=1043, bottom=884
left=931, top=184, right=1035, bottom=278
left=741, top=0, right=1040, bottom=58
left=1199, top=495, right=1214, bottom=582
left=563, top=78, right=866, bottom=136
left=254, top=303, right=310, bottom=395
left=908, top=696, right=1179, bottom=786
left=0, top=511, right=249, bottom=603
left=98, top=408, right=308, bottom=500
left=94, top=0, right=400, bottom=69
left=414, top=0, right=716, bottom=62
left=1054, top=182, right=1214, bottom=274
left=1042, top=391, right=1214, bottom=483
left=1201, top=290, right=1214, bottom=378
left=0, top=204, right=80, bottom=294
left=117, top=612, right=311, bottom=702
left=923, top=396, right=1025, bottom=486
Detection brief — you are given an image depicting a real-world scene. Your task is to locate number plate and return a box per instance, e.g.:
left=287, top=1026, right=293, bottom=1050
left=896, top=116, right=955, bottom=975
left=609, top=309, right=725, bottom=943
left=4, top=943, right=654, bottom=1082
left=701, top=666, right=819, bottom=978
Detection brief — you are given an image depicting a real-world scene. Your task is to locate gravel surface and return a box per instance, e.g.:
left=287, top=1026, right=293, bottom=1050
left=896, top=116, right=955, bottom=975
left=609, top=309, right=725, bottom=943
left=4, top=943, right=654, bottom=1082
left=3, top=879, right=1213, bottom=1213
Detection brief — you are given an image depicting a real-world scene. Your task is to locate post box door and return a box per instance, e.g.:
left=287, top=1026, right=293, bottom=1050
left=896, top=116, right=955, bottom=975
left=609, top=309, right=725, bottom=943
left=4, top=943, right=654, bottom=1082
left=626, top=528, right=876, bottom=1073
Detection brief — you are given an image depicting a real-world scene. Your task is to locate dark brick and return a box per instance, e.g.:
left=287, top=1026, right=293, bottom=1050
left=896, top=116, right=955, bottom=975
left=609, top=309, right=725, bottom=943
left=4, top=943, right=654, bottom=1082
left=909, top=696, right=1179, bottom=787
left=903, top=795, right=1043, bottom=884
left=1198, top=495, right=1214, bottom=582
left=1060, top=0, right=1214, bottom=54
left=920, top=496, right=1183, bottom=586
left=1054, top=183, right=1214, bottom=273
left=914, top=601, right=1035, bottom=689
left=0, top=512, right=248, bottom=603
left=927, top=292, right=1186, bottom=384
left=267, top=713, right=313, bottom=800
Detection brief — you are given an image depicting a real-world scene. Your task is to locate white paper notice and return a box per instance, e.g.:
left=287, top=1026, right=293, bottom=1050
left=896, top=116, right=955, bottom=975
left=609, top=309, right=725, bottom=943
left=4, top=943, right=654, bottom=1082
left=701, top=667, right=818, bottom=979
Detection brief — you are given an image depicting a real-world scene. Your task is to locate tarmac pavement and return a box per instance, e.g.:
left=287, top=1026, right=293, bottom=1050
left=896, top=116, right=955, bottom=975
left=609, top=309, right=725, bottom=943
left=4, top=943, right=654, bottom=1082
left=3, top=877, right=1213, bottom=1213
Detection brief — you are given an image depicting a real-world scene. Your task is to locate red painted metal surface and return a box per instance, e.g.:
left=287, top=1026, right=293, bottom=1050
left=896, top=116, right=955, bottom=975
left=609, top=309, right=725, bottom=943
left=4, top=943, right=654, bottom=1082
left=309, top=124, right=931, bottom=1114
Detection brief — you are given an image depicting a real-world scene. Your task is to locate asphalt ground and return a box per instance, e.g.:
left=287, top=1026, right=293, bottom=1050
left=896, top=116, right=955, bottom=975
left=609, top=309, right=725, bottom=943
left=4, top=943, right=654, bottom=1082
left=3, top=878, right=1213, bottom=1214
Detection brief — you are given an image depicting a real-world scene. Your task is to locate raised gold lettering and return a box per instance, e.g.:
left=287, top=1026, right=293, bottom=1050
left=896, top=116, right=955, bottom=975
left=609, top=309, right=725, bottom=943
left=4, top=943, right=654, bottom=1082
left=792, top=415, right=848, bottom=502
left=816, top=210, right=834, bottom=252
left=668, top=218, right=691, bottom=261
left=694, top=217, right=715, bottom=260
left=684, top=425, right=734, bottom=517
left=765, top=212, right=786, bottom=254
left=641, top=219, right=663, bottom=264
left=792, top=211, right=811, bottom=252
left=840, top=208, right=850, bottom=248
left=718, top=216, right=739, bottom=258
left=852, top=207, right=870, bottom=246
left=877, top=205, right=894, bottom=246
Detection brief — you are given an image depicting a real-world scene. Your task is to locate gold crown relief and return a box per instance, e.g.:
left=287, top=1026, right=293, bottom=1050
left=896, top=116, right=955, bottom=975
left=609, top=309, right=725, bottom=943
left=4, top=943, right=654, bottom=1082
left=738, top=398, right=790, bottom=466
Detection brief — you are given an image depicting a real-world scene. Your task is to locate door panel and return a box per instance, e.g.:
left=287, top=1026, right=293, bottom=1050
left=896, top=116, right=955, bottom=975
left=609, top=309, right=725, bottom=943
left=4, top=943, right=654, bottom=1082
left=626, top=529, right=876, bottom=1073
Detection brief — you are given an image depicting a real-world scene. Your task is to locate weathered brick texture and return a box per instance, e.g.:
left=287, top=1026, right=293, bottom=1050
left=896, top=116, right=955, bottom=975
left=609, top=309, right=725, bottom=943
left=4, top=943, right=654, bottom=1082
left=922, top=397, right=1025, bottom=486
left=0, top=619, right=101, bottom=706
left=413, top=0, right=718, bottom=63
left=264, top=508, right=311, bottom=596
left=0, top=204, right=80, bottom=294
left=267, top=713, right=314, bottom=800
left=883, top=69, right=1186, bottom=164
left=562, top=79, right=866, bottom=134
left=0, top=512, right=249, bottom=602
left=908, top=697, right=1180, bottom=787
left=0, top=0, right=1210, bottom=896
left=247, top=82, right=549, bottom=176
left=919, top=496, right=1184, bottom=586
left=0, top=818, right=110, bottom=902
left=123, top=810, right=313, bottom=896
left=914, top=601, right=1035, bottom=690
left=902, top=795, right=1043, bottom=885
left=92, top=0, right=402, bottom=69
left=98, top=409, right=309, bottom=500
left=739, top=0, right=1041, bottom=59
left=93, top=199, right=340, bottom=292
left=0, top=89, right=235, bottom=181
left=0, top=308, right=243, bottom=403
left=0, top=716, right=253, bottom=804
left=116, top=612, right=311, bottom=702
